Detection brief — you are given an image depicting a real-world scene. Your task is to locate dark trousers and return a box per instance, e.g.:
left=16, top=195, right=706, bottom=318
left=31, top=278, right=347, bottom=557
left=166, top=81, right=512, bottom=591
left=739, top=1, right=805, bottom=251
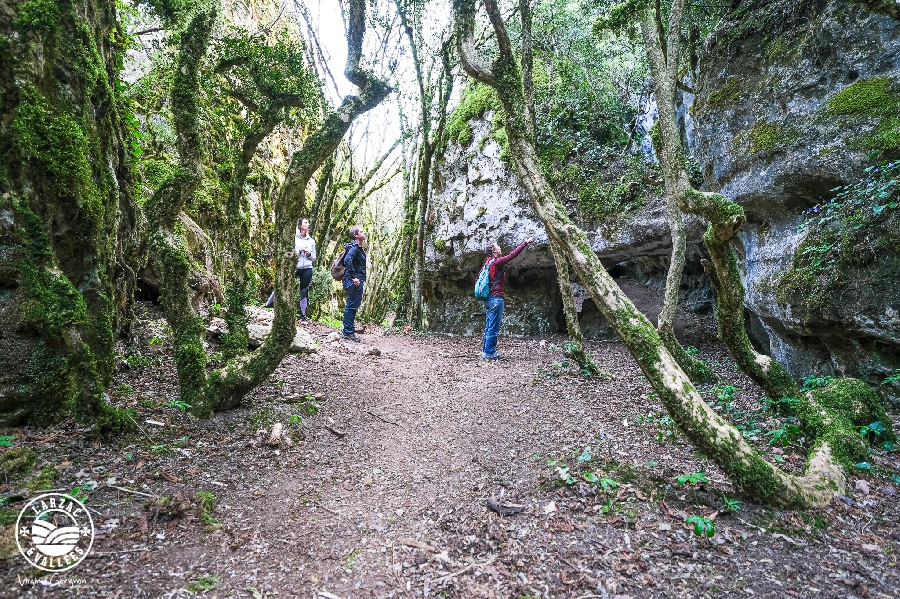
left=264, top=268, right=314, bottom=315
left=342, top=281, right=364, bottom=334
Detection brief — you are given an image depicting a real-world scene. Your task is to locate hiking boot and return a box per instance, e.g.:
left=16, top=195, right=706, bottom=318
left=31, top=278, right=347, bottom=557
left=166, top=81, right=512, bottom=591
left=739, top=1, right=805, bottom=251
left=340, top=332, right=361, bottom=342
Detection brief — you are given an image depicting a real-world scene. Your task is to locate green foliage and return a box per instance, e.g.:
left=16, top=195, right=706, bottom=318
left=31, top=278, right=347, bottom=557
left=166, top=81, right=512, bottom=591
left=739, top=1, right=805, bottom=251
left=584, top=472, right=618, bottom=490
left=186, top=574, right=220, bottom=593
left=576, top=154, right=659, bottom=222
left=0, top=437, right=14, bottom=448
left=213, top=27, right=322, bottom=128
left=721, top=495, right=742, bottom=513
left=307, top=266, right=334, bottom=318
left=676, top=471, right=708, bottom=485
left=14, top=0, right=62, bottom=33
left=685, top=514, right=715, bottom=537
left=166, top=399, right=192, bottom=412
left=593, top=0, right=648, bottom=37
left=801, top=375, right=835, bottom=391
left=779, top=160, right=899, bottom=314
left=882, top=370, right=900, bottom=386
left=765, top=424, right=801, bottom=446
left=195, top=490, right=217, bottom=525
left=577, top=446, right=592, bottom=463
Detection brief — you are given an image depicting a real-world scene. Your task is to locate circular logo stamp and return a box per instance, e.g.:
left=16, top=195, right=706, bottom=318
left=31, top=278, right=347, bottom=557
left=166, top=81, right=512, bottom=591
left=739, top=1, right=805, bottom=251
left=15, top=493, right=94, bottom=572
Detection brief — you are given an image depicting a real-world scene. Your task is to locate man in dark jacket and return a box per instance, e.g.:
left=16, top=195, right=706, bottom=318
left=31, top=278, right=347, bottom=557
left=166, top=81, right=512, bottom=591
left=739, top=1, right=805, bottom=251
left=341, top=225, right=367, bottom=341
left=481, top=236, right=534, bottom=359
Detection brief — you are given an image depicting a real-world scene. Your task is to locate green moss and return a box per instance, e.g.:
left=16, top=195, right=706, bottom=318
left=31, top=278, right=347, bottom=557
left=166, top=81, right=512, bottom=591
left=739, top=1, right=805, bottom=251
left=777, top=167, right=899, bottom=317
left=195, top=490, right=217, bottom=524
left=12, top=86, right=101, bottom=215
left=859, top=116, right=900, bottom=153
left=0, top=448, right=36, bottom=481
left=750, top=122, right=778, bottom=152
left=748, top=121, right=801, bottom=153
left=764, top=38, right=788, bottom=61
left=812, top=379, right=895, bottom=443
left=826, top=77, right=897, bottom=117
left=446, top=83, right=503, bottom=147
left=823, top=77, right=900, bottom=154
left=706, top=77, right=742, bottom=108
left=26, top=465, right=57, bottom=491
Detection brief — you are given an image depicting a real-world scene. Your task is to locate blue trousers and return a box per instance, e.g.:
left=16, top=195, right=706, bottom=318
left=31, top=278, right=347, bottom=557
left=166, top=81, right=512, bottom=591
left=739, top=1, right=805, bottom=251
left=482, top=296, right=504, bottom=356
left=343, top=281, right=364, bottom=334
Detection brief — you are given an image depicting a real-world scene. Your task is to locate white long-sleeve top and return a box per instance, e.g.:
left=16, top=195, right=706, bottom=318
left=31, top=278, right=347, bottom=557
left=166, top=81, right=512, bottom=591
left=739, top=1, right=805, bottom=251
left=295, top=233, right=316, bottom=269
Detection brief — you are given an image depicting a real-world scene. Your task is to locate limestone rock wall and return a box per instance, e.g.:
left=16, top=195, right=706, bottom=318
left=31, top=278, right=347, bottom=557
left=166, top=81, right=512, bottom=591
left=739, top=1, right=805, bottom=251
left=424, top=112, right=707, bottom=337
left=693, top=0, right=900, bottom=398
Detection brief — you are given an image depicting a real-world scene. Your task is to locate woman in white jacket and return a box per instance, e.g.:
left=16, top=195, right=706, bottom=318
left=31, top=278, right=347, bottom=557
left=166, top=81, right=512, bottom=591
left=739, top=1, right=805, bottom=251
left=265, top=219, right=316, bottom=322
left=294, top=218, right=316, bottom=322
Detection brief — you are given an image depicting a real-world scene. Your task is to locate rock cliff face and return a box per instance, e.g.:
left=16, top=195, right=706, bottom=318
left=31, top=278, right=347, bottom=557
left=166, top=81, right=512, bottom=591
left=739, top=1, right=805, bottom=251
left=425, top=0, right=900, bottom=401
left=423, top=113, right=707, bottom=337
left=693, top=0, right=900, bottom=398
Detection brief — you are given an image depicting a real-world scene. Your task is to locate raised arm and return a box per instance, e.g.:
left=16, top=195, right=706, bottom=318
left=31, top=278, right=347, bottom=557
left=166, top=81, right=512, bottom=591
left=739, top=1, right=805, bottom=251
left=494, top=238, right=532, bottom=268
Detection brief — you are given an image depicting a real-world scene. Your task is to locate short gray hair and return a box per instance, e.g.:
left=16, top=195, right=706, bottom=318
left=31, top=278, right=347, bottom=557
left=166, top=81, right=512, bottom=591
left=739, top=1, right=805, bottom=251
left=349, top=225, right=364, bottom=238
left=485, top=241, right=496, bottom=256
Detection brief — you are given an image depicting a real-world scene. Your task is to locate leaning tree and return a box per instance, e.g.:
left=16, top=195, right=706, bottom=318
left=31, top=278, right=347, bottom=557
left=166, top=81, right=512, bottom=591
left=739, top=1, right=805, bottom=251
left=451, top=0, right=893, bottom=507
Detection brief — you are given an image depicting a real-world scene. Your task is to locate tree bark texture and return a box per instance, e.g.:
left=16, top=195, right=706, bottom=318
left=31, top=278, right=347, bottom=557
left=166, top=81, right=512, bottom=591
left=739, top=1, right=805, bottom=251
left=0, top=0, right=141, bottom=427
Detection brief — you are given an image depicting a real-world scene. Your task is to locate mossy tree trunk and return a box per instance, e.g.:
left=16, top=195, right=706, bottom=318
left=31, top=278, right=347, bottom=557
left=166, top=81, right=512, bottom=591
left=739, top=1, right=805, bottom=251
left=0, top=0, right=141, bottom=428
left=215, top=62, right=313, bottom=361
left=452, top=0, right=890, bottom=507
left=519, top=0, right=596, bottom=372
left=145, top=5, right=220, bottom=413
left=392, top=172, right=418, bottom=327
left=147, top=0, right=390, bottom=417
left=548, top=236, right=599, bottom=372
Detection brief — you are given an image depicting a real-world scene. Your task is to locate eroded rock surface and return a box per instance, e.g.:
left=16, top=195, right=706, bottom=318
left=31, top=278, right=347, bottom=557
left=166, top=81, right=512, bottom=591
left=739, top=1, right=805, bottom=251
left=694, top=0, right=900, bottom=397
left=424, top=112, right=704, bottom=337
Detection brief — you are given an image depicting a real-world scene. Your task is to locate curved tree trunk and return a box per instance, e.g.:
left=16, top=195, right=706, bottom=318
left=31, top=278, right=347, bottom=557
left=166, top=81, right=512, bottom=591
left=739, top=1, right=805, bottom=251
left=633, top=7, right=714, bottom=384
left=548, top=236, right=598, bottom=373
left=148, top=0, right=390, bottom=418
left=223, top=112, right=283, bottom=360
left=451, top=0, right=887, bottom=507
left=145, top=7, right=220, bottom=412
left=637, top=3, right=795, bottom=401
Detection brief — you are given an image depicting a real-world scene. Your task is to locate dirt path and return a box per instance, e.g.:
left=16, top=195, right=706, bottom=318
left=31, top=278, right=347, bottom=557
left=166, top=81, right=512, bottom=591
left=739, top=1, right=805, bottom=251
left=2, top=305, right=899, bottom=598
